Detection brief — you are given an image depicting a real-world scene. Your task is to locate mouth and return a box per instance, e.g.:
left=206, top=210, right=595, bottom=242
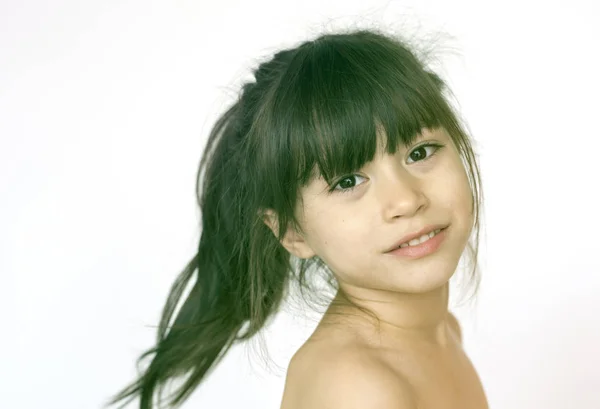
left=385, top=226, right=449, bottom=258
left=385, top=225, right=449, bottom=253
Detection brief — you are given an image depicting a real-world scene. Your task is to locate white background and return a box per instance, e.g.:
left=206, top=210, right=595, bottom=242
left=2, top=0, right=599, bottom=408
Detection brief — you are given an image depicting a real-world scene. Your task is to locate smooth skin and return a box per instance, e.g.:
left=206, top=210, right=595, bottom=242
left=266, top=126, right=488, bottom=408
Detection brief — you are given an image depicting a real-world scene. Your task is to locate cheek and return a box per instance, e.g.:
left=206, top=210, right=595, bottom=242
left=312, top=214, right=365, bottom=258
left=434, top=160, right=473, bottom=218
left=455, top=174, right=473, bottom=210
left=457, top=165, right=474, bottom=214
left=445, top=163, right=475, bottom=232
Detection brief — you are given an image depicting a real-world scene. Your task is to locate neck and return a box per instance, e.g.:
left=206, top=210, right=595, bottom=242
left=325, top=282, right=452, bottom=348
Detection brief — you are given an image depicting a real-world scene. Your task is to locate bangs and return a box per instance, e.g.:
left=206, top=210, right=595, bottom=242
left=270, top=33, right=453, bottom=187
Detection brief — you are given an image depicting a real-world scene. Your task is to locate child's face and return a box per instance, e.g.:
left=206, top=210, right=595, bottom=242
left=282, top=126, right=474, bottom=294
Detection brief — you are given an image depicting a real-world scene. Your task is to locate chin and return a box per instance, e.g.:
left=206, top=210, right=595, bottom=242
left=403, top=268, right=455, bottom=294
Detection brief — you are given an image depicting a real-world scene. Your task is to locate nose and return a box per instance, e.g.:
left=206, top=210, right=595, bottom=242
left=377, top=162, right=427, bottom=221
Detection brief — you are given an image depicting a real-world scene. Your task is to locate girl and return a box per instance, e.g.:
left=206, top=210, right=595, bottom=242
left=106, top=28, right=487, bottom=409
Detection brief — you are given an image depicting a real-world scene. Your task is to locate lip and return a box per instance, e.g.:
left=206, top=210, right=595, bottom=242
left=384, top=224, right=448, bottom=253
left=385, top=227, right=447, bottom=258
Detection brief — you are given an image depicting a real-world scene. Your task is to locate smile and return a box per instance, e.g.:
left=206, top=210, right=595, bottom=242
left=396, top=228, right=443, bottom=249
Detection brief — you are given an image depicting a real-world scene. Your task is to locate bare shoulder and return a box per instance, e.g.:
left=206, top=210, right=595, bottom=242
left=280, top=344, right=417, bottom=409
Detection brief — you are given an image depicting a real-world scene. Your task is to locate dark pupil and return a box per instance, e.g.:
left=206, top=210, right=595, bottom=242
left=339, top=178, right=355, bottom=189
left=410, top=147, right=425, bottom=161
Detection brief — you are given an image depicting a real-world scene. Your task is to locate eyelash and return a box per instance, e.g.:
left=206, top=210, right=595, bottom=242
left=328, top=142, right=445, bottom=194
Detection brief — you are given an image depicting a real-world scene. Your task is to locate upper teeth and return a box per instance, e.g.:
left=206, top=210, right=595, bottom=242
left=398, top=229, right=442, bottom=248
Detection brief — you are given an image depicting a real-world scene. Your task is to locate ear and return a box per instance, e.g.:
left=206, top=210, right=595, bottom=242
left=260, top=209, right=316, bottom=259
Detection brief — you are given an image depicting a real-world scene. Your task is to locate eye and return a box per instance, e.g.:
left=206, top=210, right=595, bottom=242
left=328, top=142, right=445, bottom=194
left=329, top=174, right=367, bottom=194
left=407, top=142, right=444, bottom=164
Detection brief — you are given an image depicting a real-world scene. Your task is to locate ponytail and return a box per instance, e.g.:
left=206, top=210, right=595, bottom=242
left=105, top=99, right=291, bottom=408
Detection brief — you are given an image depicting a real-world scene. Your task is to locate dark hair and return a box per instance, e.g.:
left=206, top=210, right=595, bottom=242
left=105, top=27, right=484, bottom=409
